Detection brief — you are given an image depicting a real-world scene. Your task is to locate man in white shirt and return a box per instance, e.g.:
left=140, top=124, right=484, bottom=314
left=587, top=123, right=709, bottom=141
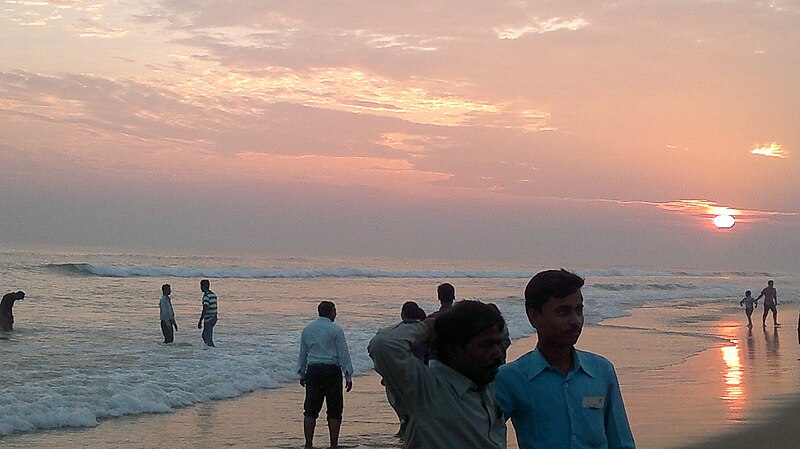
left=159, top=284, right=177, bottom=343
left=297, top=301, right=354, bottom=449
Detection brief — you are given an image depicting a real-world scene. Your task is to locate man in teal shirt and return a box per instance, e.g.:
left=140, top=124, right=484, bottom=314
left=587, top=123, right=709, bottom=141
left=494, top=269, right=635, bottom=449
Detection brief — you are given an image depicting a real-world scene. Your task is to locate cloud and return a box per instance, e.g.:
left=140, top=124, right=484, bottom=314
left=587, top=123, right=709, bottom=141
left=591, top=198, right=798, bottom=225
left=494, top=17, right=590, bottom=40
left=521, top=197, right=797, bottom=230
left=750, top=142, right=788, bottom=158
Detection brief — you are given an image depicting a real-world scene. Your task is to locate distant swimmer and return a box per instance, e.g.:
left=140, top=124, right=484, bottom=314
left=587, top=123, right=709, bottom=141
left=0, top=291, right=25, bottom=332
left=740, top=290, right=758, bottom=328
left=756, top=280, right=779, bottom=327
left=159, top=284, right=178, bottom=343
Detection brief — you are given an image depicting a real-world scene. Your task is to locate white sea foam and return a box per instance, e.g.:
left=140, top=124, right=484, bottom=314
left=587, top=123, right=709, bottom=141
left=45, top=262, right=782, bottom=281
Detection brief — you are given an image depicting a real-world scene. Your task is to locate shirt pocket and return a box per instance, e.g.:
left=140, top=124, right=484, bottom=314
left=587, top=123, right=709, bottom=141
left=581, top=400, right=608, bottom=448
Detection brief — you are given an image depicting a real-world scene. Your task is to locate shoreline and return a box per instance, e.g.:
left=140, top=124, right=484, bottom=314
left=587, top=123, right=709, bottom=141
left=2, top=301, right=799, bottom=448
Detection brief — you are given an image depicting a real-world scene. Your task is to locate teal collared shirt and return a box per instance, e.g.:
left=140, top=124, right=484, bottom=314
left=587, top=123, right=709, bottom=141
left=494, top=348, right=635, bottom=449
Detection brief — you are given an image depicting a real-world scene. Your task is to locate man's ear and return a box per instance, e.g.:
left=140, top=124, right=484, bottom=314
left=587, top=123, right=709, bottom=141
left=526, top=307, right=540, bottom=329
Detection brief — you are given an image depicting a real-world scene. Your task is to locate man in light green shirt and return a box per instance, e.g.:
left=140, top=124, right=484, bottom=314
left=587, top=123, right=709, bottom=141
left=368, top=300, right=507, bottom=449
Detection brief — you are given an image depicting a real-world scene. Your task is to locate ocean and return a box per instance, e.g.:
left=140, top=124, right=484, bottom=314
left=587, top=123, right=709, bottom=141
left=1, top=247, right=797, bottom=438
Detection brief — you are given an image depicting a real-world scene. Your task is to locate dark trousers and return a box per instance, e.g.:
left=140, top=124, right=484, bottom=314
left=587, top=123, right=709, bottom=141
left=303, top=364, right=344, bottom=420
left=202, top=316, right=217, bottom=346
left=161, top=320, right=174, bottom=343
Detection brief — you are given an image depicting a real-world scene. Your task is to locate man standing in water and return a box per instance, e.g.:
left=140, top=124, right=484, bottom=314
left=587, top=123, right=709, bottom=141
left=432, top=282, right=455, bottom=317
left=160, top=284, right=178, bottom=343
left=197, top=279, right=218, bottom=346
left=494, top=269, right=635, bottom=449
left=756, top=279, right=779, bottom=327
left=297, top=301, right=354, bottom=449
left=0, top=291, right=25, bottom=332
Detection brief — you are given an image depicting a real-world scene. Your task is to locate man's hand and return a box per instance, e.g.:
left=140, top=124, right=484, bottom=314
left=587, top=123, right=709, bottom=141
left=345, top=380, right=353, bottom=392
left=300, top=379, right=306, bottom=387
left=173, top=321, right=178, bottom=331
left=197, top=321, right=203, bottom=329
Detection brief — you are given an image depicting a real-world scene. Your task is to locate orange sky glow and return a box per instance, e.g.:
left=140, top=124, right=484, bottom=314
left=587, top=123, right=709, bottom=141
left=1, top=1, right=799, bottom=270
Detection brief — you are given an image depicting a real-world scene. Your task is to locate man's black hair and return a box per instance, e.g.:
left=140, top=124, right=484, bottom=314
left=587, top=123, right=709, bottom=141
left=401, top=301, right=426, bottom=321
left=524, top=269, right=585, bottom=311
left=437, top=283, right=455, bottom=303
left=318, top=300, right=336, bottom=317
left=434, top=300, right=504, bottom=363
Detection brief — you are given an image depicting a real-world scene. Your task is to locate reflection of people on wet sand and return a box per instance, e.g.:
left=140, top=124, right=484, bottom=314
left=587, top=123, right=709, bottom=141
left=756, top=280, right=779, bottom=327
left=0, top=291, right=25, bottom=332
left=763, top=326, right=780, bottom=359
left=739, top=290, right=758, bottom=328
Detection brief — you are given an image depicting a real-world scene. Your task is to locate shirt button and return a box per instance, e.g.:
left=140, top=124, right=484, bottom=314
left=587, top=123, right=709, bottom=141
left=569, top=408, right=574, bottom=414
left=563, top=383, right=569, bottom=388
left=572, top=436, right=577, bottom=441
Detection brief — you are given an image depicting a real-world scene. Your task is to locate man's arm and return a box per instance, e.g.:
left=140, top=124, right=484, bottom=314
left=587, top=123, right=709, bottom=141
left=368, top=321, right=432, bottom=409
left=605, top=368, right=636, bottom=449
left=168, top=301, right=178, bottom=330
left=335, top=329, right=354, bottom=392
left=492, top=369, right=515, bottom=422
left=198, top=304, right=207, bottom=329
left=297, top=331, right=309, bottom=387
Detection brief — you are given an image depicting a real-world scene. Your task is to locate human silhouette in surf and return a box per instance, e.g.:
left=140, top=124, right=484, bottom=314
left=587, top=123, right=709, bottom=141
left=0, top=291, right=25, bottom=332
left=756, top=280, right=779, bottom=327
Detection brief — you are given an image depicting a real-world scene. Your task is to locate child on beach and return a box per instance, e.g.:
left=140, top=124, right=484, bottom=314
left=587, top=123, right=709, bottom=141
left=740, top=290, right=758, bottom=328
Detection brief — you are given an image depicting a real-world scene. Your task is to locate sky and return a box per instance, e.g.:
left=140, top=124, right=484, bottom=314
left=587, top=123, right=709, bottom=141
left=1, top=0, right=799, bottom=271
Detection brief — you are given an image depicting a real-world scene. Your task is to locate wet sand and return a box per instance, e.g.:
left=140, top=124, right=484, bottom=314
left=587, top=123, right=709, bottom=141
left=2, top=301, right=799, bottom=449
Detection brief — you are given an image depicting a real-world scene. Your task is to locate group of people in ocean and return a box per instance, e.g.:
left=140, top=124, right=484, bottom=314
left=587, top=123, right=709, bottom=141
left=157, top=279, right=219, bottom=346
left=296, top=268, right=636, bottom=449
left=740, top=279, right=780, bottom=328
left=3, top=272, right=793, bottom=449
left=1, top=280, right=219, bottom=348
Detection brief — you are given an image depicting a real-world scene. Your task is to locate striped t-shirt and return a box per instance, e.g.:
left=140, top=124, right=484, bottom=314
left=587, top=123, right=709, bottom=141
left=202, top=291, right=218, bottom=321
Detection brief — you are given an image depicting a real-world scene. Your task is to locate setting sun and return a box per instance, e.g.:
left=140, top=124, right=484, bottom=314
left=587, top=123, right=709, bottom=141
left=713, top=214, right=736, bottom=229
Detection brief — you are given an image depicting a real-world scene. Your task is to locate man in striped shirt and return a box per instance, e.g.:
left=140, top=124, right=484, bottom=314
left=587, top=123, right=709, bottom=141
left=197, top=279, right=218, bottom=347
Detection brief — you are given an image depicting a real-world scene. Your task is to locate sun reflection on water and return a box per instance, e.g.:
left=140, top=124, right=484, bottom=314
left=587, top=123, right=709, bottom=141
left=721, top=344, right=743, bottom=400
left=718, top=324, right=747, bottom=422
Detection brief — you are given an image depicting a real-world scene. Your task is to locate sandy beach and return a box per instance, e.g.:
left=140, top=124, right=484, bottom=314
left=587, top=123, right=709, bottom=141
left=2, top=301, right=799, bottom=449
